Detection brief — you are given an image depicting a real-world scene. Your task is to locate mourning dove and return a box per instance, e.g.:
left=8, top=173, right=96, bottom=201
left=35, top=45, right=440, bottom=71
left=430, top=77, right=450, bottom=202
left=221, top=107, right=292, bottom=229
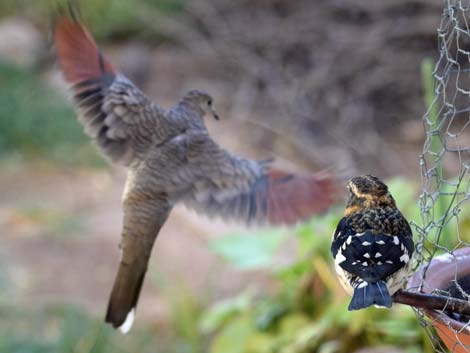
left=54, top=9, right=340, bottom=333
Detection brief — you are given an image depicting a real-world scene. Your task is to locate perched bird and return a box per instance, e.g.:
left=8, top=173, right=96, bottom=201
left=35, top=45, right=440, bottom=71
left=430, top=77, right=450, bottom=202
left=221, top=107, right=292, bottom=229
left=54, top=9, right=339, bottom=333
left=331, top=175, right=414, bottom=310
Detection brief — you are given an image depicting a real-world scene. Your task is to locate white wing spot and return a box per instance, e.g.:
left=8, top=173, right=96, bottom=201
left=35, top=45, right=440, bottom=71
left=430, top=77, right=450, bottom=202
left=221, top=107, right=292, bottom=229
left=362, top=241, right=371, bottom=246
left=358, top=281, right=368, bottom=288
left=386, top=260, right=393, bottom=264
left=346, top=236, right=352, bottom=245
left=118, top=308, right=136, bottom=334
left=363, top=253, right=370, bottom=258
left=362, top=262, right=368, bottom=267
left=335, top=250, right=347, bottom=264
left=376, top=240, right=385, bottom=245
left=400, top=253, right=410, bottom=263
left=356, top=232, right=366, bottom=237
left=375, top=252, right=382, bottom=258
left=393, top=236, right=399, bottom=245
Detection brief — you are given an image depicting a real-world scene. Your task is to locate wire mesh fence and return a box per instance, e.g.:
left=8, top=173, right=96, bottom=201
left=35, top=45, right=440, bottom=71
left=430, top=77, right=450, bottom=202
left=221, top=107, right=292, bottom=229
left=415, top=0, right=470, bottom=351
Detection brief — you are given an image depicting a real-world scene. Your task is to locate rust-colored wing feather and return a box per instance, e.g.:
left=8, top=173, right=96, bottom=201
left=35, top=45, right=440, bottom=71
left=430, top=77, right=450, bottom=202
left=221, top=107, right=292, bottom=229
left=55, top=15, right=115, bottom=85
left=263, top=170, right=339, bottom=224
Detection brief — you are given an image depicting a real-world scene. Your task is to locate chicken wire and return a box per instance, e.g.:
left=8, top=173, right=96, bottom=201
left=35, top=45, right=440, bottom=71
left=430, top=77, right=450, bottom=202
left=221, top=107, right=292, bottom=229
left=416, top=0, right=470, bottom=351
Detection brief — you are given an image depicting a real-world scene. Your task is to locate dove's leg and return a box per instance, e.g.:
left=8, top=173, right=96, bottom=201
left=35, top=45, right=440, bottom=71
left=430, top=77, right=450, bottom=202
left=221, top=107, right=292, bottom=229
left=105, top=185, right=171, bottom=333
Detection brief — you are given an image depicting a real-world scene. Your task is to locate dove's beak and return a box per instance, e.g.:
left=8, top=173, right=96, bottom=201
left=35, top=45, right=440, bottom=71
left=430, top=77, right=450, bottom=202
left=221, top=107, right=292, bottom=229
left=211, top=109, right=219, bottom=120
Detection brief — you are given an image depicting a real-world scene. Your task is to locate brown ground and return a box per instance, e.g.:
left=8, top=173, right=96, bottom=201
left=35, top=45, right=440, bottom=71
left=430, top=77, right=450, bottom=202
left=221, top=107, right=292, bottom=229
left=0, top=158, right=281, bottom=326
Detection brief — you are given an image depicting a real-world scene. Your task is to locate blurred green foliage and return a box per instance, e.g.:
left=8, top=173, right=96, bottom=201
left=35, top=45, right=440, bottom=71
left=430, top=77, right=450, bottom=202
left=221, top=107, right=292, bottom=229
left=16, top=204, right=85, bottom=237
left=0, top=61, right=103, bottom=165
left=0, top=0, right=186, bottom=41
left=210, top=230, right=289, bottom=270
left=0, top=0, right=187, bottom=165
left=3, top=177, right=461, bottom=353
left=0, top=277, right=204, bottom=353
left=203, top=178, right=440, bottom=353
left=0, top=304, right=171, bottom=353
left=168, top=289, right=205, bottom=353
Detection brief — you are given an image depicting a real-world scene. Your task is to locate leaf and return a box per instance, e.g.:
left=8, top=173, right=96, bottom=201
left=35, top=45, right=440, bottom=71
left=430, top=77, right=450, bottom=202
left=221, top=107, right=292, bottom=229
left=246, top=332, right=277, bottom=353
left=278, top=313, right=311, bottom=338
left=200, top=290, right=253, bottom=334
left=386, top=178, right=417, bottom=209
left=255, top=300, right=290, bottom=331
left=294, top=210, right=341, bottom=258
left=317, top=340, right=340, bottom=353
left=210, top=230, right=288, bottom=270
left=209, top=315, right=253, bottom=353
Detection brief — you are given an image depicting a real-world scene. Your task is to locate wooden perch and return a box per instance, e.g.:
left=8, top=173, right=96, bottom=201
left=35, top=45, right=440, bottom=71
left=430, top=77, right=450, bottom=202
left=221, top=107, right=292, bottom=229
left=393, top=289, right=470, bottom=316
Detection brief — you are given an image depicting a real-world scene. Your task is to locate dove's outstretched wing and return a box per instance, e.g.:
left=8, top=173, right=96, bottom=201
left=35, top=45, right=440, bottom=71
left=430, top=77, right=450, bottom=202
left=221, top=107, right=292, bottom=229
left=55, top=14, right=172, bottom=166
left=166, top=131, right=340, bottom=225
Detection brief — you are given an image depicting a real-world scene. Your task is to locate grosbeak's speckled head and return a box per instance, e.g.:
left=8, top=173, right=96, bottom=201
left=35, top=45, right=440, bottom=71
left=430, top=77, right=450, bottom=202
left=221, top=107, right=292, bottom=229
left=345, top=175, right=396, bottom=216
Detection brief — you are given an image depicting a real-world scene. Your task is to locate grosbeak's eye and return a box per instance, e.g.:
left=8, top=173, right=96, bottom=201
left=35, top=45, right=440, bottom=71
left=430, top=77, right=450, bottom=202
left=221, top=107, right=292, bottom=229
left=207, top=99, right=212, bottom=106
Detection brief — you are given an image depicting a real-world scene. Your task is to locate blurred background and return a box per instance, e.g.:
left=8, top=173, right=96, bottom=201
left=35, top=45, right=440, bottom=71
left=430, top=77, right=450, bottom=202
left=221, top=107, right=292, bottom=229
left=0, top=0, right=446, bottom=352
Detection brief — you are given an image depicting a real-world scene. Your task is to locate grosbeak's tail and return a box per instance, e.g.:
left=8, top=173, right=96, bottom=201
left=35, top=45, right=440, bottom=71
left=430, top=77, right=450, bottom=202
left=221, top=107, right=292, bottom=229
left=348, top=281, right=392, bottom=310
left=264, top=171, right=341, bottom=224
left=54, top=9, right=115, bottom=86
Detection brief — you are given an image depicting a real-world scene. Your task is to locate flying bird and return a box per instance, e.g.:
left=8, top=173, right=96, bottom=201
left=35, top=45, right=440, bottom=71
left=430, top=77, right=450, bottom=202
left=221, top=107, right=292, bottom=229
left=331, top=175, right=414, bottom=310
left=54, top=9, right=339, bottom=333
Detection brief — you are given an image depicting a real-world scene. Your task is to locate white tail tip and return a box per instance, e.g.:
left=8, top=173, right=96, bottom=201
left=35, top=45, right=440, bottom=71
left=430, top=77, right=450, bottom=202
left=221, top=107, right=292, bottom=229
left=118, top=308, right=135, bottom=334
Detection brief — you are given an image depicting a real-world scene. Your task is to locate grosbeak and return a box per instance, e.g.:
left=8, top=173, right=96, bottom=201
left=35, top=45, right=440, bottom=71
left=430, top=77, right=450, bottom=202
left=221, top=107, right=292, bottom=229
left=331, top=175, right=414, bottom=310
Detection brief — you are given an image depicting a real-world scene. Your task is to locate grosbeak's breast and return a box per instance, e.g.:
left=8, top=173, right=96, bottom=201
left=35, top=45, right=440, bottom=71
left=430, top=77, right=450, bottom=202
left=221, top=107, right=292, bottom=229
left=331, top=175, right=414, bottom=310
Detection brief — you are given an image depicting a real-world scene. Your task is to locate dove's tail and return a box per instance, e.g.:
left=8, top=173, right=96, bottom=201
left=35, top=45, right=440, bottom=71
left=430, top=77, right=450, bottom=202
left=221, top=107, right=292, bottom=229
left=105, top=198, right=171, bottom=334
left=105, top=260, right=147, bottom=334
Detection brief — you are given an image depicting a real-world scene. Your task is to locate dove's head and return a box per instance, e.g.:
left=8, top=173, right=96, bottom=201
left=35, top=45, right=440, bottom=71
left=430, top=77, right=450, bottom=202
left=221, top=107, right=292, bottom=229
left=183, top=90, right=219, bottom=120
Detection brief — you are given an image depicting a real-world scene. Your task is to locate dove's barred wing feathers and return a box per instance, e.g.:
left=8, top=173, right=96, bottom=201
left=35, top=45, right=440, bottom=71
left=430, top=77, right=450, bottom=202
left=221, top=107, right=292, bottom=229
left=167, top=131, right=339, bottom=225
left=55, top=14, right=171, bottom=166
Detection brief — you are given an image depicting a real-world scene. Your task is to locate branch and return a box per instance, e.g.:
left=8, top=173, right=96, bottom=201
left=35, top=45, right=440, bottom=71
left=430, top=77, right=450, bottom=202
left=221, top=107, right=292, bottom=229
left=393, top=289, right=470, bottom=316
